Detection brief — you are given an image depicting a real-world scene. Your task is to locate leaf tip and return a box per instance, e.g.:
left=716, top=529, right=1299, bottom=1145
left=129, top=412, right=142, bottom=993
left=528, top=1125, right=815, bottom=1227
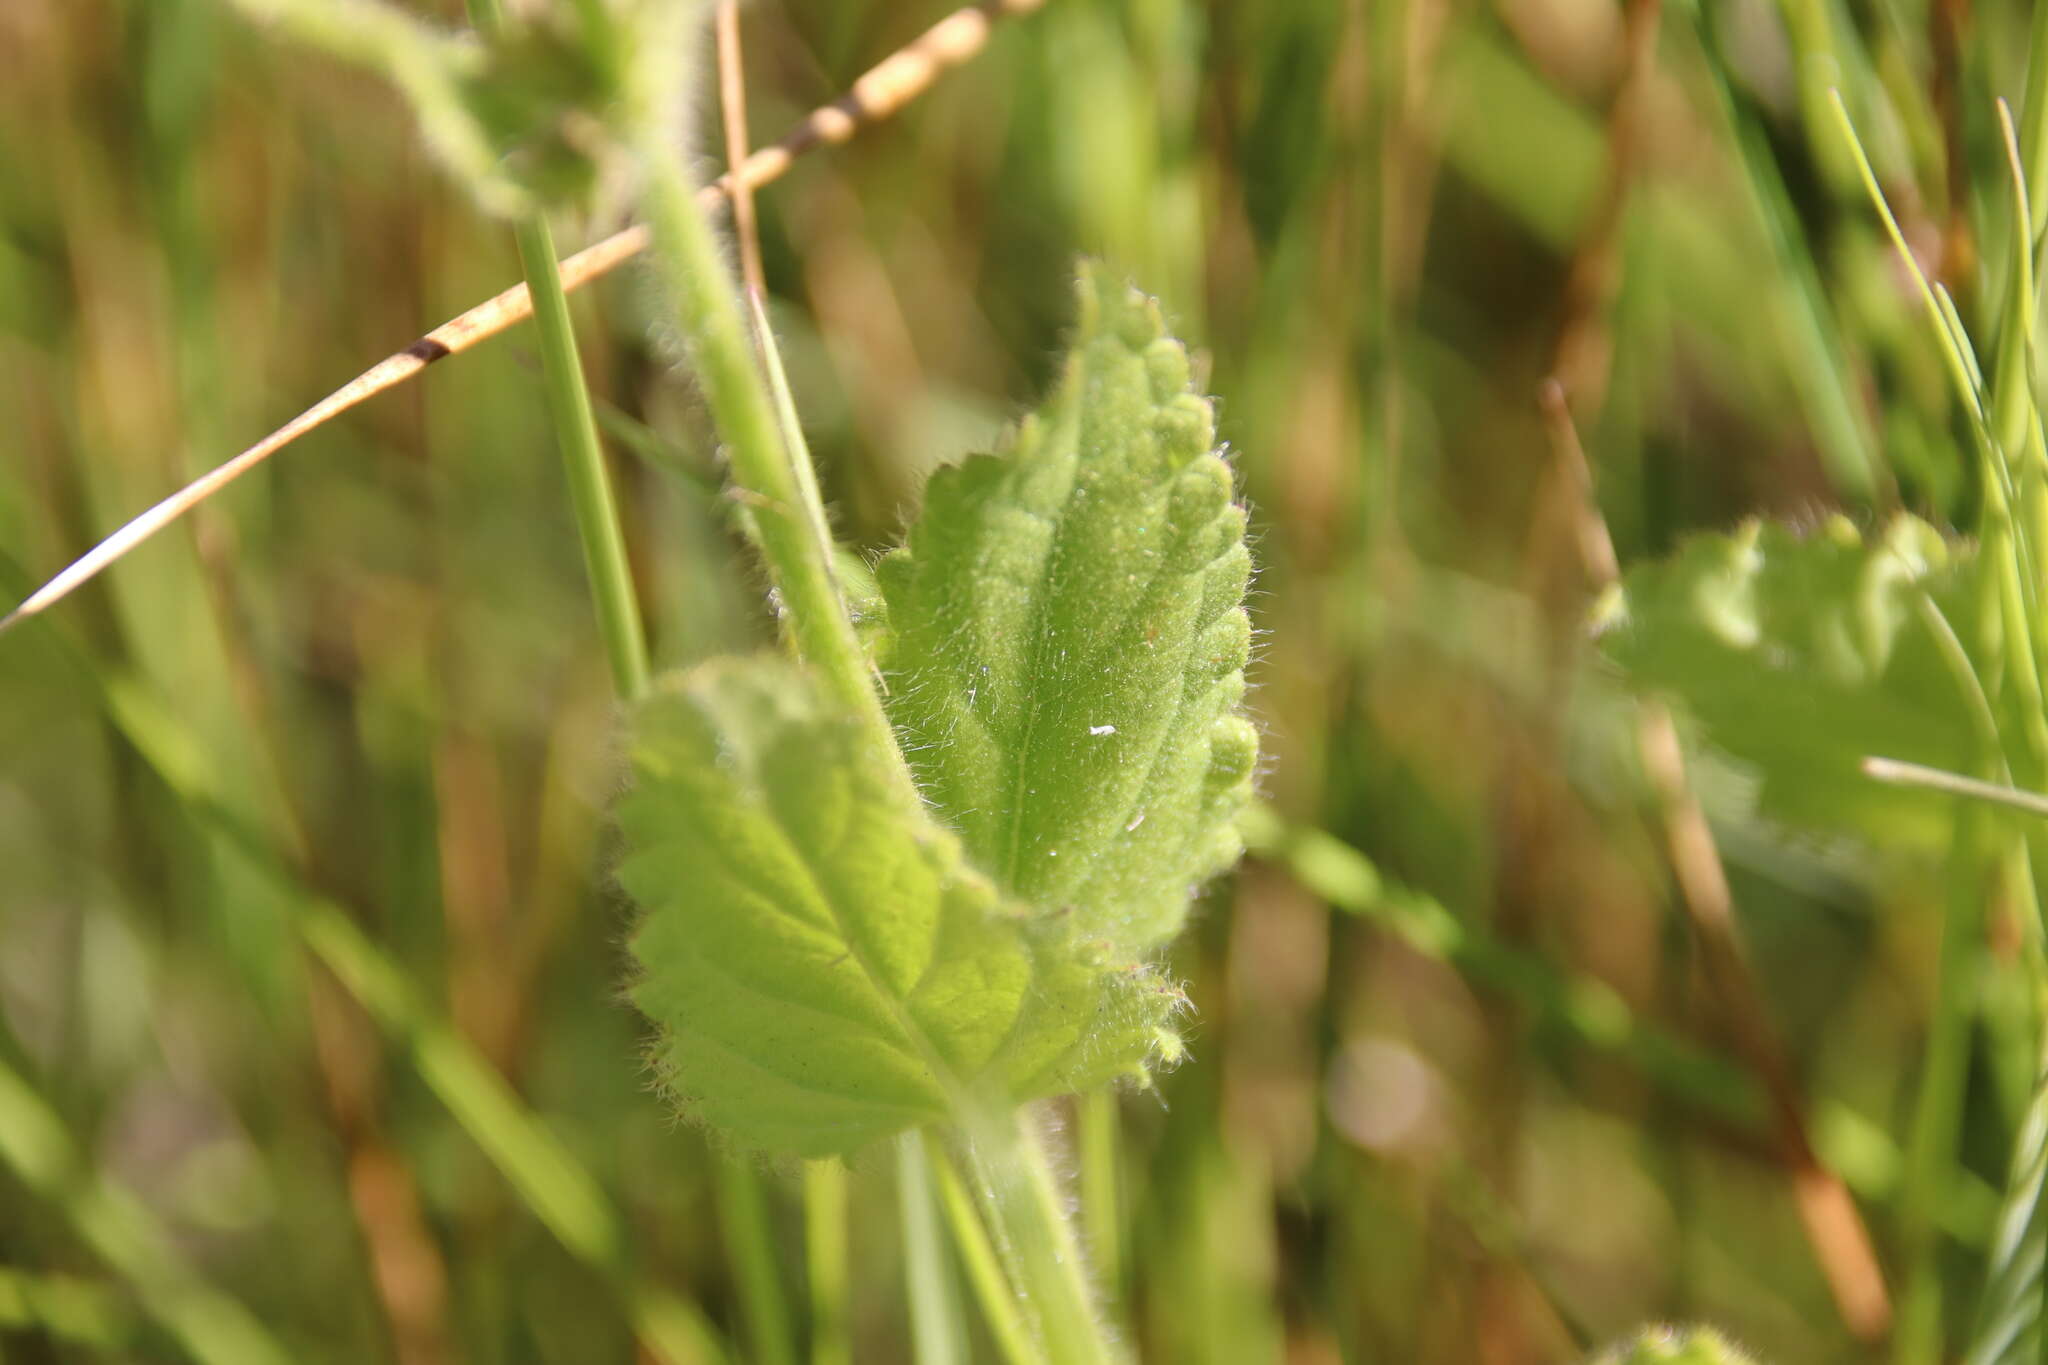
left=1074, top=258, right=1171, bottom=355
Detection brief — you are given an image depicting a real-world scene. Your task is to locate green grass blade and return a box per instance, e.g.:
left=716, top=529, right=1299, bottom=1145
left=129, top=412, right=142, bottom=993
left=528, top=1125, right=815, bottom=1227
left=1963, top=1028, right=2048, bottom=1365
left=897, top=1132, right=969, bottom=1365
left=511, top=208, right=652, bottom=699
left=463, top=0, right=650, bottom=699
left=804, top=1159, right=852, bottom=1365
left=1687, top=6, right=1880, bottom=498
left=1239, top=806, right=1760, bottom=1123
left=713, top=1159, right=800, bottom=1365
left=0, top=1056, right=292, bottom=1365
left=1828, top=90, right=1988, bottom=427
left=298, top=908, right=617, bottom=1267
left=11, top=600, right=725, bottom=1365
left=0, top=1267, right=134, bottom=1351
left=1896, top=808, right=2000, bottom=1363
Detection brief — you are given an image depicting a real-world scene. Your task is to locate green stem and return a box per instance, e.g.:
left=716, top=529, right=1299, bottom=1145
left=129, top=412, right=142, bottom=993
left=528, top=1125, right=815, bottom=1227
left=1898, top=805, right=1997, bottom=1365
left=804, top=1160, right=851, bottom=1365
left=1077, top=1091, right=1123, bottom=1304
left=711, top=1159, right=799, bottom=1365
left=2020, top=0, right=2048, bottom=247
left=512, top=213, right=652, bottom=698
left=1963, top=1021, right=2048, bottom=1365
left=897, top=1133, right=968, bottom=1365
left=931, top=1141, right=1045, bottom=1365
left=1690, top=4, right=1879, bottom=499
left=958, top=1109, right=1126, bottom=1365
left=631, top=114, right=911, bottom=792
left=463, top=0, right=649, bottom=699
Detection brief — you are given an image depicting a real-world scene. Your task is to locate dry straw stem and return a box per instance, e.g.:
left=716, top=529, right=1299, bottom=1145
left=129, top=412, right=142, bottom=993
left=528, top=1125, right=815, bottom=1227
left=1862, top=755, right=2048, bottom=821
left=1534, top=386, right=1892, bottom=1342
left=0, top=0, right=1045, bottom=636
left=1637, top=709, right=1892, bottom=1342
left=715, top=0, right=767, bottom=304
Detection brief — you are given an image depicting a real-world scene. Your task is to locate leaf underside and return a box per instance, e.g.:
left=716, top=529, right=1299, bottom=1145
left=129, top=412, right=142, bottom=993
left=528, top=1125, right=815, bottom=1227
left=877, top=265, right=1258, bottom=953
left=619, top=659, right=1180, bottom=1158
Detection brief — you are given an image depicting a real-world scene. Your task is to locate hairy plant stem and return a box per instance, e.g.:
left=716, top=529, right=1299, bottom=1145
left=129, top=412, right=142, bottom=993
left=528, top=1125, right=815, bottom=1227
left=632, top=123, right=911, bottom=797
left=1077, top=1091, right=1123, bottom=1303
left=959, top=1107, right=1126, bottom=1365
left=931, top=1141, right=1042, bottom=1365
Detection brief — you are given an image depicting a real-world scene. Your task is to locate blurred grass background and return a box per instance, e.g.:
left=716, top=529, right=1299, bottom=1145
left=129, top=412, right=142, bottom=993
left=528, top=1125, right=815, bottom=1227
left=1, top=0, right=2041, bottom=1360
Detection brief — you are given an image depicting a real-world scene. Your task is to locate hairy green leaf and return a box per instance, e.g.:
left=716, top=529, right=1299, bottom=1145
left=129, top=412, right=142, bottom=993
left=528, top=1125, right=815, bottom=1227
left=1601, top=514, right=1989, bottom=849
left=618, top=657, right=1183, bottom=1158
left=877, top=266, right=1257, bottom=952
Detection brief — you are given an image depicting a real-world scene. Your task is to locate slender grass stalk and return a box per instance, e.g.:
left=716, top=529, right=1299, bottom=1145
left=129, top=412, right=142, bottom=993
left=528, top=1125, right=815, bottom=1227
left=462, top=0, right=649, bottom=699
left=710, top=1159, right=799, bottom=1365
left=898, top=1132, right=969, bottom=1365
left=1684, top=5, right=1879, bottom=500
left=1833, top=91, right=2048, bottom=680
left=959, top=1108, right=1125, bottom=1365
left=511, top=210, right=652, bottom=697
left=748, top=290, right=839, bottom=570
left=1827, top=94, right=1988, bottom=424
left=804, top=1160, right=852, bottom=1365
left=1897, top=805, right=1998, bottom=1365
left=2017, top=1, right=2048, bottom=253
left=1963, top=1009, right=2048, bottom=1365
left=1863, top=758, right=2048, bottom=820
left=1991, top=101, right=2042, bottom=470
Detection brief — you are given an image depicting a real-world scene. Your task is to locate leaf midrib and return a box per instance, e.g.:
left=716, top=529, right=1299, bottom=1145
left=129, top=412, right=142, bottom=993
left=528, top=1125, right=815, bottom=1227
left=997, top=418, right=1223, bottom=898
left=997, top=390, right=1083, bottom=891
